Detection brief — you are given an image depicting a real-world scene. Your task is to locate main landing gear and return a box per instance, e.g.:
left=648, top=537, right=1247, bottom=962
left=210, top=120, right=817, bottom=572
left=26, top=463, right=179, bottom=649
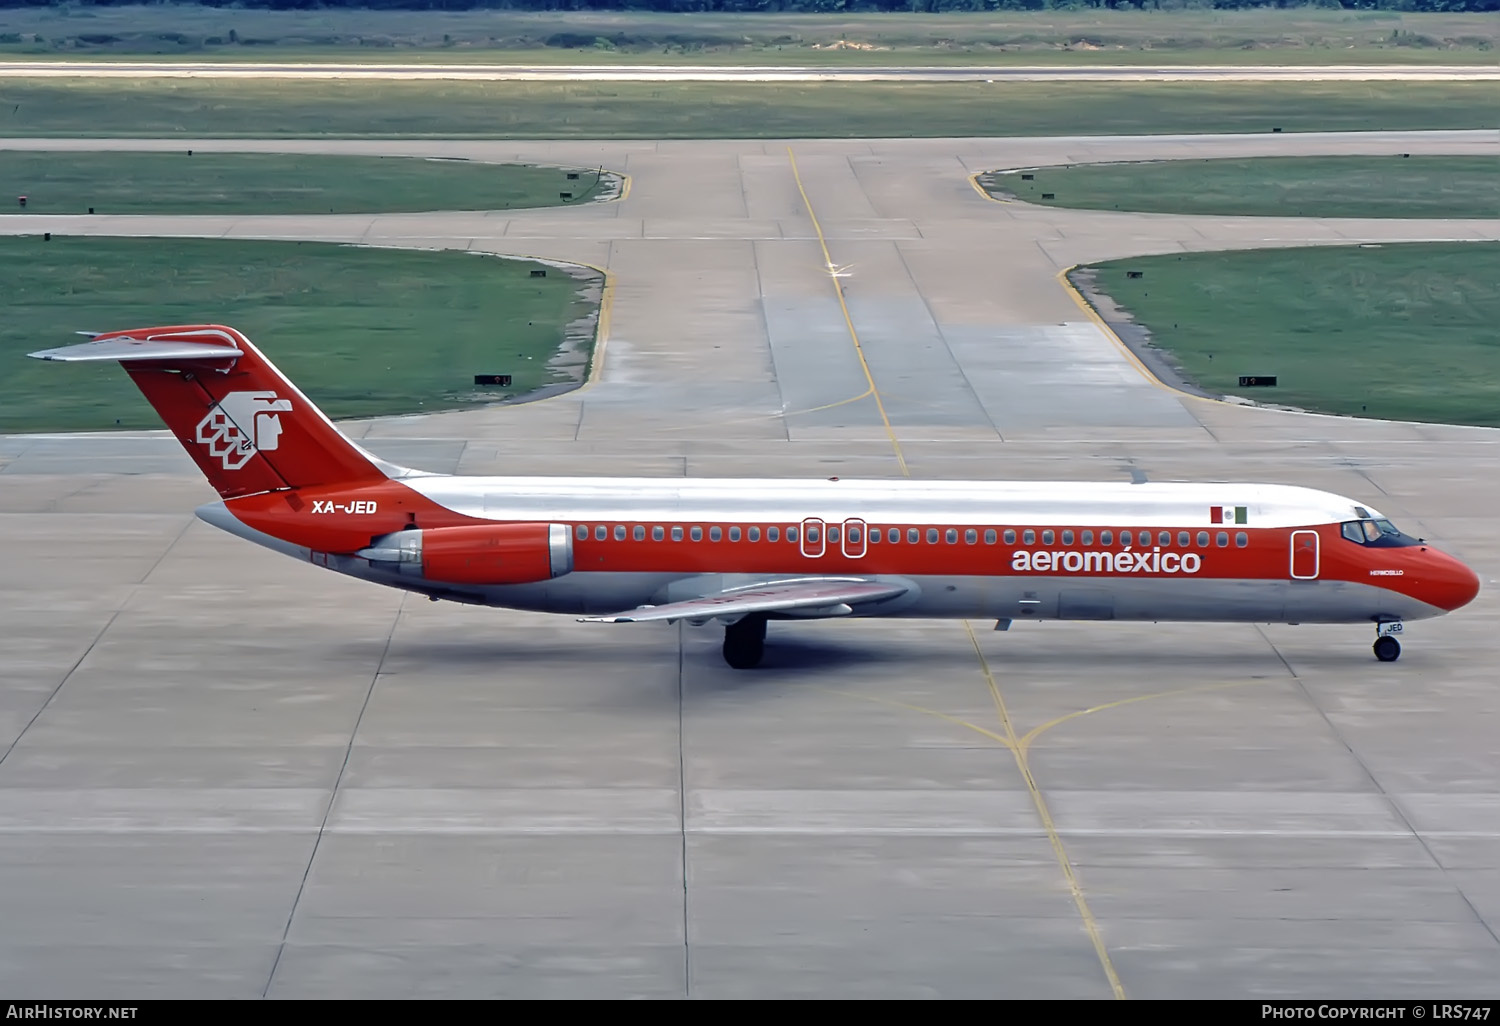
left=1373, top=621, right=1403, bottom=663
left=723, top=616, right=767, bottom=670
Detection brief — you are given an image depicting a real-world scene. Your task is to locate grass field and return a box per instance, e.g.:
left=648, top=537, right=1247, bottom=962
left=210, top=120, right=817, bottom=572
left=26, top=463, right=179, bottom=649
left=1, top=80, right=1495, bottom=138
left=1081, top=243, right=1500, bottom=427
left=980, top=156, right=1500, bottom=219
left=0, top=236, right=600, bottom=433
left=0, top=151, right=615, bottom=215
left=0, top=8, right=1495, bottom=63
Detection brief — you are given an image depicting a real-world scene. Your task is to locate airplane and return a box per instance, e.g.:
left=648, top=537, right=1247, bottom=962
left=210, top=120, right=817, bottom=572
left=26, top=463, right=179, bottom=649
left=29, top=324, right=1480, bottom=669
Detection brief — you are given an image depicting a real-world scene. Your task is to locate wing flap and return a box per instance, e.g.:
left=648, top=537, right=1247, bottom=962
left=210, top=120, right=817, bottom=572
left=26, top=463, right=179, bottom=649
left=580, top=579, right=908, bottom=624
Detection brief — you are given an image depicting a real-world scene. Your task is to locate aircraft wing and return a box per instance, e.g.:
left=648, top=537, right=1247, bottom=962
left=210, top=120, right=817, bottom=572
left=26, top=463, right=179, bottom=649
left=579, top=578, right=909, bottom=624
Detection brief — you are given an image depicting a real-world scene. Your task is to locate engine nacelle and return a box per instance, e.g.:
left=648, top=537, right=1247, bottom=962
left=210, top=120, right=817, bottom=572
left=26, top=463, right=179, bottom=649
left=358, top=522, right=573, bottom=585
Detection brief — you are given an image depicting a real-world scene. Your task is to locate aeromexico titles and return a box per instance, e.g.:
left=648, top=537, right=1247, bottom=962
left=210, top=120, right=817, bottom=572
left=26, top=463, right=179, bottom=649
left=30, top=326, right=1479, bottom=669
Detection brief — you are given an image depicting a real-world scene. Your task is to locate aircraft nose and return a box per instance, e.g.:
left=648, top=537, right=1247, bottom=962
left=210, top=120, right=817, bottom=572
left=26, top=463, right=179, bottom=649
left=1425, top=549, right=1481, bottom=612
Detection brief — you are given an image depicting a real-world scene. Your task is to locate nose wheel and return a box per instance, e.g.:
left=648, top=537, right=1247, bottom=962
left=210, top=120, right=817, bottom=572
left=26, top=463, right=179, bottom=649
left=722, top=616, right=767, bottom=670
left=1373, top=621, right=1403, bottom=662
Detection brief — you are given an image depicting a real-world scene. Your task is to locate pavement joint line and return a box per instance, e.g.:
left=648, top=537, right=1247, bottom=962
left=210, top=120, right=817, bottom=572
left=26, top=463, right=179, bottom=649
left=0, top=509, right=196, bottom=769
left=813, top=687, right=1015, bottom=751
left=1016, top=676, right=1280, bottom=754
left=1254, top=624, right=1500, bottom=954
left=786, top=144, right=909, bottom=478
left=675, top=622, right=691, bottom=997
left=263, top=593, right=406, bottom=998
left=963, top=619, right=1127, bottom=1001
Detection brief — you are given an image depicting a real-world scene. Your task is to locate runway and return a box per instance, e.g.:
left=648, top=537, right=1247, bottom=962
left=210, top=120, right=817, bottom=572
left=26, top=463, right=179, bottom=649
left=2, top=61, right=1498, bottom=81
left=2, top=130, right=1499, bottom=997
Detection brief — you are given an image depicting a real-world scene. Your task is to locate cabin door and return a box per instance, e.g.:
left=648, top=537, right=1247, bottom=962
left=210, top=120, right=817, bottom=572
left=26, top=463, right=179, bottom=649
left=1290, top=530, right=1320, bottom=580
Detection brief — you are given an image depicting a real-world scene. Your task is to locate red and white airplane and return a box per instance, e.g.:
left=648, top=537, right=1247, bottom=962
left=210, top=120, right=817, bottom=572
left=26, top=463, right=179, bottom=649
left=31, top=324, right=1480, bottom=669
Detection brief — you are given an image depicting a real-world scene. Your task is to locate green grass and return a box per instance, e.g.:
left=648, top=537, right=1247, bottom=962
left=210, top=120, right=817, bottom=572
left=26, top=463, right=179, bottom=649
left=0, top=8, right=1495, bottom=62
left=0, top=236, right=600, bottom=433
left=0, top=80, right=1495, bottom=138
left=980, top=156, right=1500, bottom=219
left=0, top=151, right=614, bottom=215
left=1081, top=243, right=1500, bottom=427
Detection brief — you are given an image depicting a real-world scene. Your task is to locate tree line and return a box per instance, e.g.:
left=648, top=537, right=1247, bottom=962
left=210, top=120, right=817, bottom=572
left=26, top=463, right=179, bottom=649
left=0, top=0, right=1495, bottom=13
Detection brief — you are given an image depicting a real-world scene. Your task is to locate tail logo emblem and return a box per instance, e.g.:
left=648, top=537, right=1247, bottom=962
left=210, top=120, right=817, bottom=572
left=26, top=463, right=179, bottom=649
left=195, top=391, right=292, bottom=470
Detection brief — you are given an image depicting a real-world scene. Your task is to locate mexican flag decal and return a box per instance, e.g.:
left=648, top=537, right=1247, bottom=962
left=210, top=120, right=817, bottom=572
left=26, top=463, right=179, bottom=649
left=1211, top=505, right=1248, bottom=525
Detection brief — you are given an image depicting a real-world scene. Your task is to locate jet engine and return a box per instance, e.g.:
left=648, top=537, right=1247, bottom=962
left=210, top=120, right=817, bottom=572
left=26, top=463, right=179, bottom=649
left=358, top=522, right=573, bottom=585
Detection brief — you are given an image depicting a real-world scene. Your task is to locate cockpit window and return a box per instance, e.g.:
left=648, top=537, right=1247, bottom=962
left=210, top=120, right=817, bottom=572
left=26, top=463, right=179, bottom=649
left=1340, top=519, right=1419, bottom=548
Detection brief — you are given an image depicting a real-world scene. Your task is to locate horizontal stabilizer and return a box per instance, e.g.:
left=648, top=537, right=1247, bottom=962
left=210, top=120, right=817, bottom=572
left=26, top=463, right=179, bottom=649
left=580, top=578, right=908, bottom=624
left=28, top=337, right=243, bottom=363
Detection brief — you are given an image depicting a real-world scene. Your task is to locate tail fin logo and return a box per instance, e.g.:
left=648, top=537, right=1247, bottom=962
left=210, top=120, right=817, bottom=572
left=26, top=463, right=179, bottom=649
left=195, top=390, right=292, bottom=470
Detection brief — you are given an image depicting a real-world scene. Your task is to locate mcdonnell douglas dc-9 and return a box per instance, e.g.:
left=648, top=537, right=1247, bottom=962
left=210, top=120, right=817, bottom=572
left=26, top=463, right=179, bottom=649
left=31, top=325, right=1479, bottom=669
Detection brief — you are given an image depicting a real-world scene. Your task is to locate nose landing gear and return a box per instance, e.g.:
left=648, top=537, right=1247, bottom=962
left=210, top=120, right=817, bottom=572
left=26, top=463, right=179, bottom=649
left=1373, top=621, right=1403, bottom=662
left=723, top=615, right=767, bottom=670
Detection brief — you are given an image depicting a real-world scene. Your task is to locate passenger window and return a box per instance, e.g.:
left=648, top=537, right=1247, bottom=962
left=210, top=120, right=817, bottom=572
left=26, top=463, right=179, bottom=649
left=787, top=527, right=798, bottom=543
left=671, top=526, right=683, bottom=541
left=1022, top=530, right=1035, bottom=545
left=575, top=524, right=588, bottom=541
left=908, top=528, right=919, bottom=544
left=964, top=529, right=976, bottom=544
left=1178, top=532, right=1190, bottom=547
left=768, top=527, right=779, bottom=542
left=1081, top=530, right=1094, bottom=545
left=729, top=526, right=741, bottom=542
left=946, top=529, right=957, bottom=544
left=806, top=526, right=819, bottom=543
left=1216, top=531, right=1229, bottom=547
left=652, top=526, right=664, bottom=541
left=1159, top=532, right=1171, bottom=547
left=709, top=526, right=722, bottom=542
left=1235, top=531, right=1248, bottom=548
left=748, top=527, right=759, bottom=542
left=1119, top=531, right=1132, bottom=546
left=1197, top=531, right=1209, bottom=548
left=1003, top=529, right=1016, bottom=545
left=1341, top=522, right=1365, bottom=544
left=828, top=527, right=839, bottom=543
left=1061, top=530, right=1074, bottom=545
left=1101, top=530, right=1112, bottom=545
left=615, top=526, right=627, bottom=541
left=633, top=526, right=645, bottom=541
left=848, top=527, right=861, bottom=543
left=595, top=526, right=607, bottom=541
left=927, top=529, right=939, bottom=544
left=869, top=528, right=880, bottom=544
left=691, top=527, right=703, bottom=542
left=1042, top=530, right=1054, bottom=545
left=984, top=529, right=996, bottom=545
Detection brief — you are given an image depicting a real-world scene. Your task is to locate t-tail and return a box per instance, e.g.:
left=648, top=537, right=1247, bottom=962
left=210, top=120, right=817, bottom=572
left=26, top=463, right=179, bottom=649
left=28, top=325, right=407, bottom=498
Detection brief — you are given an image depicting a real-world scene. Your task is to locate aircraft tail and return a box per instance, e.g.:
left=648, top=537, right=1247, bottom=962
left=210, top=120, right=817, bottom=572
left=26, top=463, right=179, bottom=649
left=28, top=324, right=405, bottom=499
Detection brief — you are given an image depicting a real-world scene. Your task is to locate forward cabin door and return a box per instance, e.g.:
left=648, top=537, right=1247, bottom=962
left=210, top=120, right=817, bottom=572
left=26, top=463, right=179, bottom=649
left=1290, top=530, right=1320, bottom=580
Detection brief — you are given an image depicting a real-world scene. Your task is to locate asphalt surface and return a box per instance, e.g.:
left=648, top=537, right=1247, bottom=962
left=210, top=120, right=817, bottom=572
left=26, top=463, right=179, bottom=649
left=1, top=130, right=1499, bottom=998
left=2, top=61, right=1498, bottom=81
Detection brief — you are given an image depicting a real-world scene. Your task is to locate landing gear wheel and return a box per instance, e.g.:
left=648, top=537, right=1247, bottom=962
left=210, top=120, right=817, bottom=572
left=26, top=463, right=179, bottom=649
left=1373, top=636, right=1401, bottom=663
left=722, top=616, right=767, bottom=670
